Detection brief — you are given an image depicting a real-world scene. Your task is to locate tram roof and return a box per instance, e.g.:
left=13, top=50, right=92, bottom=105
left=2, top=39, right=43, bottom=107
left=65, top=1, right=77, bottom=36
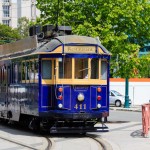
left=35, top=35, right=111, bottom=55
left=0, top=35, right=110, bottom=59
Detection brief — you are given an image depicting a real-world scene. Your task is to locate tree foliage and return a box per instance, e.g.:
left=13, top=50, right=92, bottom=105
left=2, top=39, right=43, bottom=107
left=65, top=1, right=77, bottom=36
left=0, top=24, right=21, bottom=45
left=17, top=17, right=44, bottom=39
left=36, top=0, right=150, bottom=78
left=17, top=17, right=30, bottom=38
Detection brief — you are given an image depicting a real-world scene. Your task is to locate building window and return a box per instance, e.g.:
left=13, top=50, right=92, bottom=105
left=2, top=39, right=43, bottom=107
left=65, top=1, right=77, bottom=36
left=2, top=20, right=10, bottom=26
left=3, top=0, right=10, bottom=2
left=3, top=6, right=10, bottom=17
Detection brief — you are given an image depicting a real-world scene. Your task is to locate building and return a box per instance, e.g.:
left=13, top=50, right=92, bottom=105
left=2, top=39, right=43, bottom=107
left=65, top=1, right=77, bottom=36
left=139, top=45, right=150, bottom=57
left=0, top=0, right=40, bottom=28
left=110, top=78, right=150, bottom=105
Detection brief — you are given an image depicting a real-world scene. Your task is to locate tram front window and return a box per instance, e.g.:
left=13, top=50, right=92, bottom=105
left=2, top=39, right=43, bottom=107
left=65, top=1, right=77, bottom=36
left=75, top=58, right=88, bottom=79
left=59, top=58, right=72, bottom=79
left=91, top=58, right=99, bottom=79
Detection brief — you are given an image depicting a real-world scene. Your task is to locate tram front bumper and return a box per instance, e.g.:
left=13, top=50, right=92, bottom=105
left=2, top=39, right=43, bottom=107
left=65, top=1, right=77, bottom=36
left=40, top=111, right=109, bottom=120
left=50, top=125, right=109, bottom=133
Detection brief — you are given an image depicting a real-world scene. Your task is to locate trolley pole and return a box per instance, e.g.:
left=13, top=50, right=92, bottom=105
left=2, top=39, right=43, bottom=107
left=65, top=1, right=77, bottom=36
left=124, top=78, right=130, bottom=108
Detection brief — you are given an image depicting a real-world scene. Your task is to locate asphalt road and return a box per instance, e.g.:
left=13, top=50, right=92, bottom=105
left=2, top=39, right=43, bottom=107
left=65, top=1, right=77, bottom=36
left=108, top=110, right=142, bottom=122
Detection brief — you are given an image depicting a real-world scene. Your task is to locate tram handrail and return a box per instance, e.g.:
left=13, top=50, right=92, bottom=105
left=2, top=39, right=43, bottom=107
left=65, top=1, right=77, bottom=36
left=142, top=103, right=150, bottom=137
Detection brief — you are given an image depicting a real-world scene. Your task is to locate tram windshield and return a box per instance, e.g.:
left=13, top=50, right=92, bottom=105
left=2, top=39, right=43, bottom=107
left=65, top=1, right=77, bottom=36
left=59, top=58, right=72, bottom=79
left=75, top=58, right=88, bottom=79
left=58, top=58, right=107, bottom=80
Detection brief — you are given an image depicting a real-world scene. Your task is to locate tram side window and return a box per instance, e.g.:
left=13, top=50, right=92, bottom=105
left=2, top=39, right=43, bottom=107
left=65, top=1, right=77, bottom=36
left=28, top=61, right=33, bottom=82
left=14, top=64, right=18, bottom=83
left=59, top=58, right=72, bottom=79
left=3, top=66, right=7, bottom=85
left=28, top=61, right=38, bottom=82
left=101, top=60, right=107, bottom=80
left=18, top=63, right=22, bottom=83
left=91, top=58, right=99, bottom=79
left=7, top=65, right=11, bottom=84
left=0, top=66, right=4, bottom=84
left=21, top=60, right=38, bottom=83
left=75, top=58, right=88, bottom=79
left=42, top=60, right=52, bottom=79
left=0, top=67, right=2, bottom=84
left=21, top=62, right=25, bottom=81
left=34, top=60, right=38, bottom=80
left=10, top=63, right=13, bottom=83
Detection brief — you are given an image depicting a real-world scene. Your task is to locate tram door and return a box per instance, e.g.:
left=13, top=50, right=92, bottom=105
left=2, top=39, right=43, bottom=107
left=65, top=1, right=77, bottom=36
left=41, top=59, right=54, bottom=110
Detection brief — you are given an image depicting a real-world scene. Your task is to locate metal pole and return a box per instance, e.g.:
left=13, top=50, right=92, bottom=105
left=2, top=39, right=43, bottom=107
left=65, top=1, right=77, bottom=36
left=124, top=78, right=130, bottom=108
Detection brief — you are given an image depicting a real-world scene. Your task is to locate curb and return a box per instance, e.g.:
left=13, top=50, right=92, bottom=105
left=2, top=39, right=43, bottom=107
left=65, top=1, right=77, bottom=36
left=110, top=107, right=141, bottom=112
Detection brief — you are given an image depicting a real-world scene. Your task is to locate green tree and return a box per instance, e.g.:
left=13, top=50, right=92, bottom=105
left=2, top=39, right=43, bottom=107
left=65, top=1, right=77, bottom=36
left=0, top=24, right=21, bottom=45
left=36, top=0, right=150, bottom=78
left=17, top=17, right=30, bottom=38
left=139, top=54, right=150, bottom=78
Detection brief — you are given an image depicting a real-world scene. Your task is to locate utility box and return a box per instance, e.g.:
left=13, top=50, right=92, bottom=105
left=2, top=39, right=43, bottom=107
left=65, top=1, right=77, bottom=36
left=58, top=26, right=72, bottom=35
left=29, top=25, right=41, bottom=36
left=42, top=25, right=55, bottom=38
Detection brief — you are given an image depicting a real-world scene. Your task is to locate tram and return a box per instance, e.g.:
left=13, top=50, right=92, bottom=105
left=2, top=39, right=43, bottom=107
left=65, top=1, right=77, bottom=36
left=0, top=25, right=110, bottom=133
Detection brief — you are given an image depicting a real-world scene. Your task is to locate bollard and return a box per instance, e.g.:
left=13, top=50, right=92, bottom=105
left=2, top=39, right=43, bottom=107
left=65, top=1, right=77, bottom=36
left=142, top=104, right=150, bottom=137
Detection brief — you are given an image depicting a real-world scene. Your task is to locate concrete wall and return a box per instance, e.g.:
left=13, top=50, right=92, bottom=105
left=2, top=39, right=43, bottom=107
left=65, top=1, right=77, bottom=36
left=110, top=78, right=150, bottom=105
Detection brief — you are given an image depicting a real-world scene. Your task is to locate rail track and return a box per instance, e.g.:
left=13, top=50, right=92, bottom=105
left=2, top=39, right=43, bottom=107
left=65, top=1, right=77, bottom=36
left=86, top=134, right=113, bottom=150
left=0, top=134, right=53, bottom=150
left=48, top=133, right=112, bottom=150
left=0, top=121, right=111, bottom=150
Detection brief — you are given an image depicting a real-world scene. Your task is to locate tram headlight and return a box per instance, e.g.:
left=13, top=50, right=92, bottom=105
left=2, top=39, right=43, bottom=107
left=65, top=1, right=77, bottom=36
left=77, top=93, right=84, bottom=102
left=97, top=104, right=101, bottom=108
left=58, top=103, right=63, bottom=108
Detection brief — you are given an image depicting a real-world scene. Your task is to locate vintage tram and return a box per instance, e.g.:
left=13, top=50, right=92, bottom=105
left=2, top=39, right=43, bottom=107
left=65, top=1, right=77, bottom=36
left=0, top=25, right=110, bottom=133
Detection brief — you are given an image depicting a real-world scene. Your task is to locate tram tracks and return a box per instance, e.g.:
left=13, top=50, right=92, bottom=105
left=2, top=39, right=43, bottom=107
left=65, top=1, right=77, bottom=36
left=0, top=132, right=111, bottom=150
left=0, top=134, right=38, bottom=150
left=86, top=134, right=113, bottom=150
left=0, top=123, right=111, bottom=150
left=49, top=133, right=113, bottom=150
left=0, top=133, right=53, bottom=150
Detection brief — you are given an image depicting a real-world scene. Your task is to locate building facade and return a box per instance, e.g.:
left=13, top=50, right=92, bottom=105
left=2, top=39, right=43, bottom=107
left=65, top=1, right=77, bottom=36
left=110, top=78, right=150, bottom=105
left=0, top=0, right=40, bottom=28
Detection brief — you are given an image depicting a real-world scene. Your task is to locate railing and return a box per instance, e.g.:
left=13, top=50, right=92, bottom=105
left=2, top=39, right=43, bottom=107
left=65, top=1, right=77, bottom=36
left=142, top=103, right=150, bottom=137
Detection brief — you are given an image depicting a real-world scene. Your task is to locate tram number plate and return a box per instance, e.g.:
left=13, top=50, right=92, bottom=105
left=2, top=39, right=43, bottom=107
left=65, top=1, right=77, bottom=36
left=74, top=104, right=86, bottom=110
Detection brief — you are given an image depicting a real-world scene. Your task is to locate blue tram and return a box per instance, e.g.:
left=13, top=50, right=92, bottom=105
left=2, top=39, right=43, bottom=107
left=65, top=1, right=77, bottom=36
left=0, top=26, right=110, bottom=133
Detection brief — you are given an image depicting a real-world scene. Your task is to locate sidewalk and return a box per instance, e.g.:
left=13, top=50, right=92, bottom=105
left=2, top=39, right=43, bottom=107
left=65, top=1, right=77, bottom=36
left=98, top=121, right=150, bottom=150
left=110, top=105, right=142, bottom=112
left=100, top=105, right=147, bottom=150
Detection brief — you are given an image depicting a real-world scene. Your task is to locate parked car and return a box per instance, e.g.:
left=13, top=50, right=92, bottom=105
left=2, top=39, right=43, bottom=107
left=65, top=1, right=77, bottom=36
left=109, top=90, right=131, bottom=107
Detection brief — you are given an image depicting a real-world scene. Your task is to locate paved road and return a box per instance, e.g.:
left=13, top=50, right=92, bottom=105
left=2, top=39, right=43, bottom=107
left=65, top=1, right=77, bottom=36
left=109, top=110, right=142, bottom=122
left=0, top=124, right=46, bottom=150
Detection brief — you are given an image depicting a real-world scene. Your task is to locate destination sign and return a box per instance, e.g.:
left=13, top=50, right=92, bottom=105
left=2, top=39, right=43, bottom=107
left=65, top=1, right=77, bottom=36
left=64, top=46, right=96, bottom=54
